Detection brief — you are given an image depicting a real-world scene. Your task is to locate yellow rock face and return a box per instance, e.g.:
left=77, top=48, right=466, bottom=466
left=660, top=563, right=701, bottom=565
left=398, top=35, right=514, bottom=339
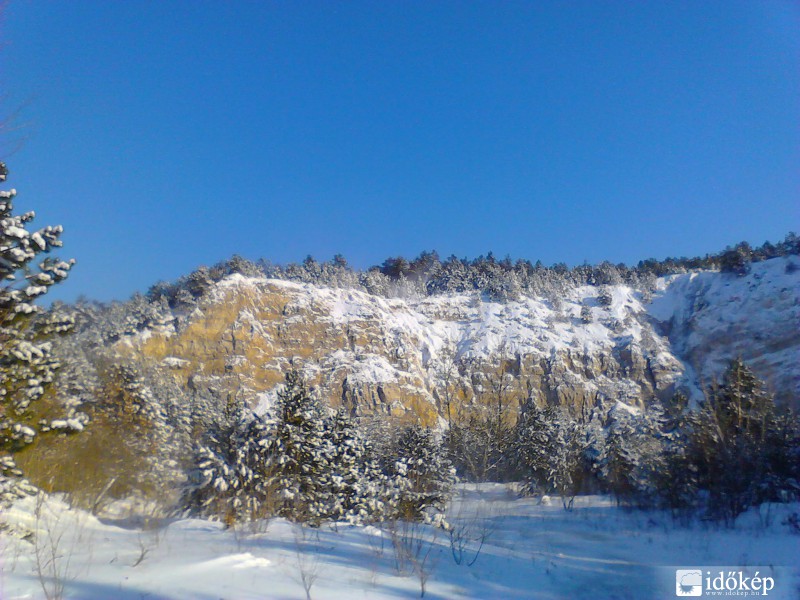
left=133, top=279, right=441, bottom=424
left=122, top=275, right=685, bottom=425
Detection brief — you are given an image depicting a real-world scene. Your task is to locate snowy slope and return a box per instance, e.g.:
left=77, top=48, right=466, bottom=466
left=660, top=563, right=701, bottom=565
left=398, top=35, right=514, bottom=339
left=648, top=255, right=800, bottom=405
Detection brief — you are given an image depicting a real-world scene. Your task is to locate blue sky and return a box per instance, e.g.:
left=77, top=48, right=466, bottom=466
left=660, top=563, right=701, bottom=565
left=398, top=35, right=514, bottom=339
left=1, top=1, right=798, bottom=302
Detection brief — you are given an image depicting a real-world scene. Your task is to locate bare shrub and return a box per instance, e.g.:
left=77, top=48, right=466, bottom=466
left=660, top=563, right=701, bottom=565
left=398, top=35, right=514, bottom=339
left=387, top=518, right=440, bottom=598
left=448, top=495, right=494, bottom=567
left=31, top=494, right=89, bottom=600
left=292, top=525, right=321, bottom=600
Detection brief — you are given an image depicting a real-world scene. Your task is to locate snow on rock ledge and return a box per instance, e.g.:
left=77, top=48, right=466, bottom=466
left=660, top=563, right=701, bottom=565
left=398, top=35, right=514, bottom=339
left=126, top=257, right=798, bottom=422
left=648, top=255, right=800, bottom=406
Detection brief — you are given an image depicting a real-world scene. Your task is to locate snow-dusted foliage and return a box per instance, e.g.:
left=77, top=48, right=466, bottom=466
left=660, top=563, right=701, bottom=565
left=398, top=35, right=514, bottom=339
left=596, top=403, right=669, bottom=506
left=679, top=360, right=800, bottom=524
left=261, top=370, right=340, bottom=525
left=185, top=371, right=396, bottom=526
left=574, top=360, right=800, bottom=521
left=444, top=413, right=514, bottom=483
left=2, top=293, right=202, bottom=510
left=384, top=424, right=456, bottom=524
left=514, top=404, right=589, bottom=509
left=0, top=163, right=75, bottom=504
left=93, top=363, right=190, bottom=495
left=183, top=371, right=459, bottom=527
left=324, top=408, right=390, bottom=524
left=183, top=410, right=274, bottom=522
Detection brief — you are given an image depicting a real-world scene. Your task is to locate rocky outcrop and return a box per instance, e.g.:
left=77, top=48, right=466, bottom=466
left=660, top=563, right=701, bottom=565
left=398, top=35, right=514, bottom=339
left=118, top=256, right=798, bottom=423
left=648, top=255, right=800, bottom=406
left=121, top=274, right=688, bottom=424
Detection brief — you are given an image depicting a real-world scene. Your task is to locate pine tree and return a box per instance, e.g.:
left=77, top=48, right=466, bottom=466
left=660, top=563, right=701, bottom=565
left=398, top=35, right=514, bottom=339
left=580, top=305, right=592, bottom=323
left=185, top=372, right=398, bottom=526
left=514, top=405, right=588, bottom=509
left=387, top=424, right=455, bottom=525
left=598, top=403, right=668, bottom=507
left=688, top=359, right=798, bottom=525
left=0, top=163, right=75, bottom=504
left=599, top=409, right=637, bottom=504
left=513, top=403, right=553, bottom=493
left=184, top=410, right=273, bottom=523
left=262, top=370, right=335, bottom=525
left=325, top=408, right=388, bottom=524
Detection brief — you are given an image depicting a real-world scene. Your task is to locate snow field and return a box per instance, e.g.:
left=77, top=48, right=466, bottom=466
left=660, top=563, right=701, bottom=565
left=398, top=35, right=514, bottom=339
left=2, top=485, right=798, bottom=600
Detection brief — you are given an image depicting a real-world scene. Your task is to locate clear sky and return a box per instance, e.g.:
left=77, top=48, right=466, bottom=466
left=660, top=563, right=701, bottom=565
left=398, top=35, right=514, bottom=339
left=1, top=1, right=798, bottom=302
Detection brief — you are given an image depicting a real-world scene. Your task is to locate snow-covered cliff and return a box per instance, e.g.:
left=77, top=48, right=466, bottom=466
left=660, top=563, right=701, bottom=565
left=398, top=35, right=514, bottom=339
left=649, top=254, right=799, bottom=405
left=126, top=256, right=798, bottom=421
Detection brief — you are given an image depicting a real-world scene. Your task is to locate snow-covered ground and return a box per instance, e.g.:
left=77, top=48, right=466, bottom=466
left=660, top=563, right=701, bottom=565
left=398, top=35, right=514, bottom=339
left=2, top=485, right=798, bottom=599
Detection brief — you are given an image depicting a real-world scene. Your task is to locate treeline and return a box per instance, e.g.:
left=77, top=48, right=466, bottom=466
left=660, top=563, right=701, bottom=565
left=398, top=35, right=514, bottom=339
left=35, top=334, right=800, bottom=530
left=184, top=371, right=455, bottom=527
left=147, top=233, right=800, bottom=307
left=444, top=358, right=800, bottom=525
left=180, top=358, right=800, bottom=527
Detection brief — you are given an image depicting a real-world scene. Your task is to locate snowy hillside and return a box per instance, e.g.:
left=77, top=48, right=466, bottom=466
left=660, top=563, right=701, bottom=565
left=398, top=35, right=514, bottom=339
left=648, top=255, right=800, bottom=405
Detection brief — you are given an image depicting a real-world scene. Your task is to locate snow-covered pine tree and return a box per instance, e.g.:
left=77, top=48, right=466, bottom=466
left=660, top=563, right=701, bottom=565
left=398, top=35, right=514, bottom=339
left=386, top=424, right=456, bottom=525
left=512, top=402, right=552, bottom=493
left=185, top=373, right=399, bottom=526
left=597, top=285, right=614, bottom=307
left=689, top=359, right=799, bottom=524
left=183, top=409, right=273, bottom=523
left=325, top=407, right=388, bottom=524
left=598, top=408, right=636, bottom=503
left=262, top=370, right=336, bottom=525
left=0, top=163, right=75, bottom=504
left=652, top=406, right=699, bottom=517
left=514, top=404, right=588, bottom=509
left=580, top=304, right=593, bottom=324
left=598, top=403, right=668, bottom=506
left=547, top=411, right=589, bottom=510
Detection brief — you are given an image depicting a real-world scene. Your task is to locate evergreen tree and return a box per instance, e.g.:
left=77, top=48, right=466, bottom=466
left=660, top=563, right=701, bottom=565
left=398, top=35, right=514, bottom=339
left=514, top=405, right=589, bottom=509
left=325, top=408, right=388, bottom=524
left=0, top=163, right=75, bottom=503
left=686, top=359, right=798, bottom=525
left=262, top=370, right=335, bottom=525
left=597, top=286, right=614, bottom=307
left=580, top=305, right=593, bottom=323
left=387, top=424, right=456, bottom=524
left=513, top=403, right=553, bottom=492
left=183, top=410, right=273, bottom=523
left=598, top=403, right=668, bottom=507
left=719, top=243, right=752, bottom=276
left=185, top=372, right=401, bottom=526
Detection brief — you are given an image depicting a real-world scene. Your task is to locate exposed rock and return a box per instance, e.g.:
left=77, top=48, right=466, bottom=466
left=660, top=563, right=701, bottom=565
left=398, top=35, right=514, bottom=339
left=117, top=256, right=798, bottom=423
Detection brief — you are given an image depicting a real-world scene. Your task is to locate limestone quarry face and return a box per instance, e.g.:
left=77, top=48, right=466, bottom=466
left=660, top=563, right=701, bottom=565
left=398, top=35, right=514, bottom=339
left=125, top=256, right=799, bottom=423
left=648, top=255, right=800, bottom=406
